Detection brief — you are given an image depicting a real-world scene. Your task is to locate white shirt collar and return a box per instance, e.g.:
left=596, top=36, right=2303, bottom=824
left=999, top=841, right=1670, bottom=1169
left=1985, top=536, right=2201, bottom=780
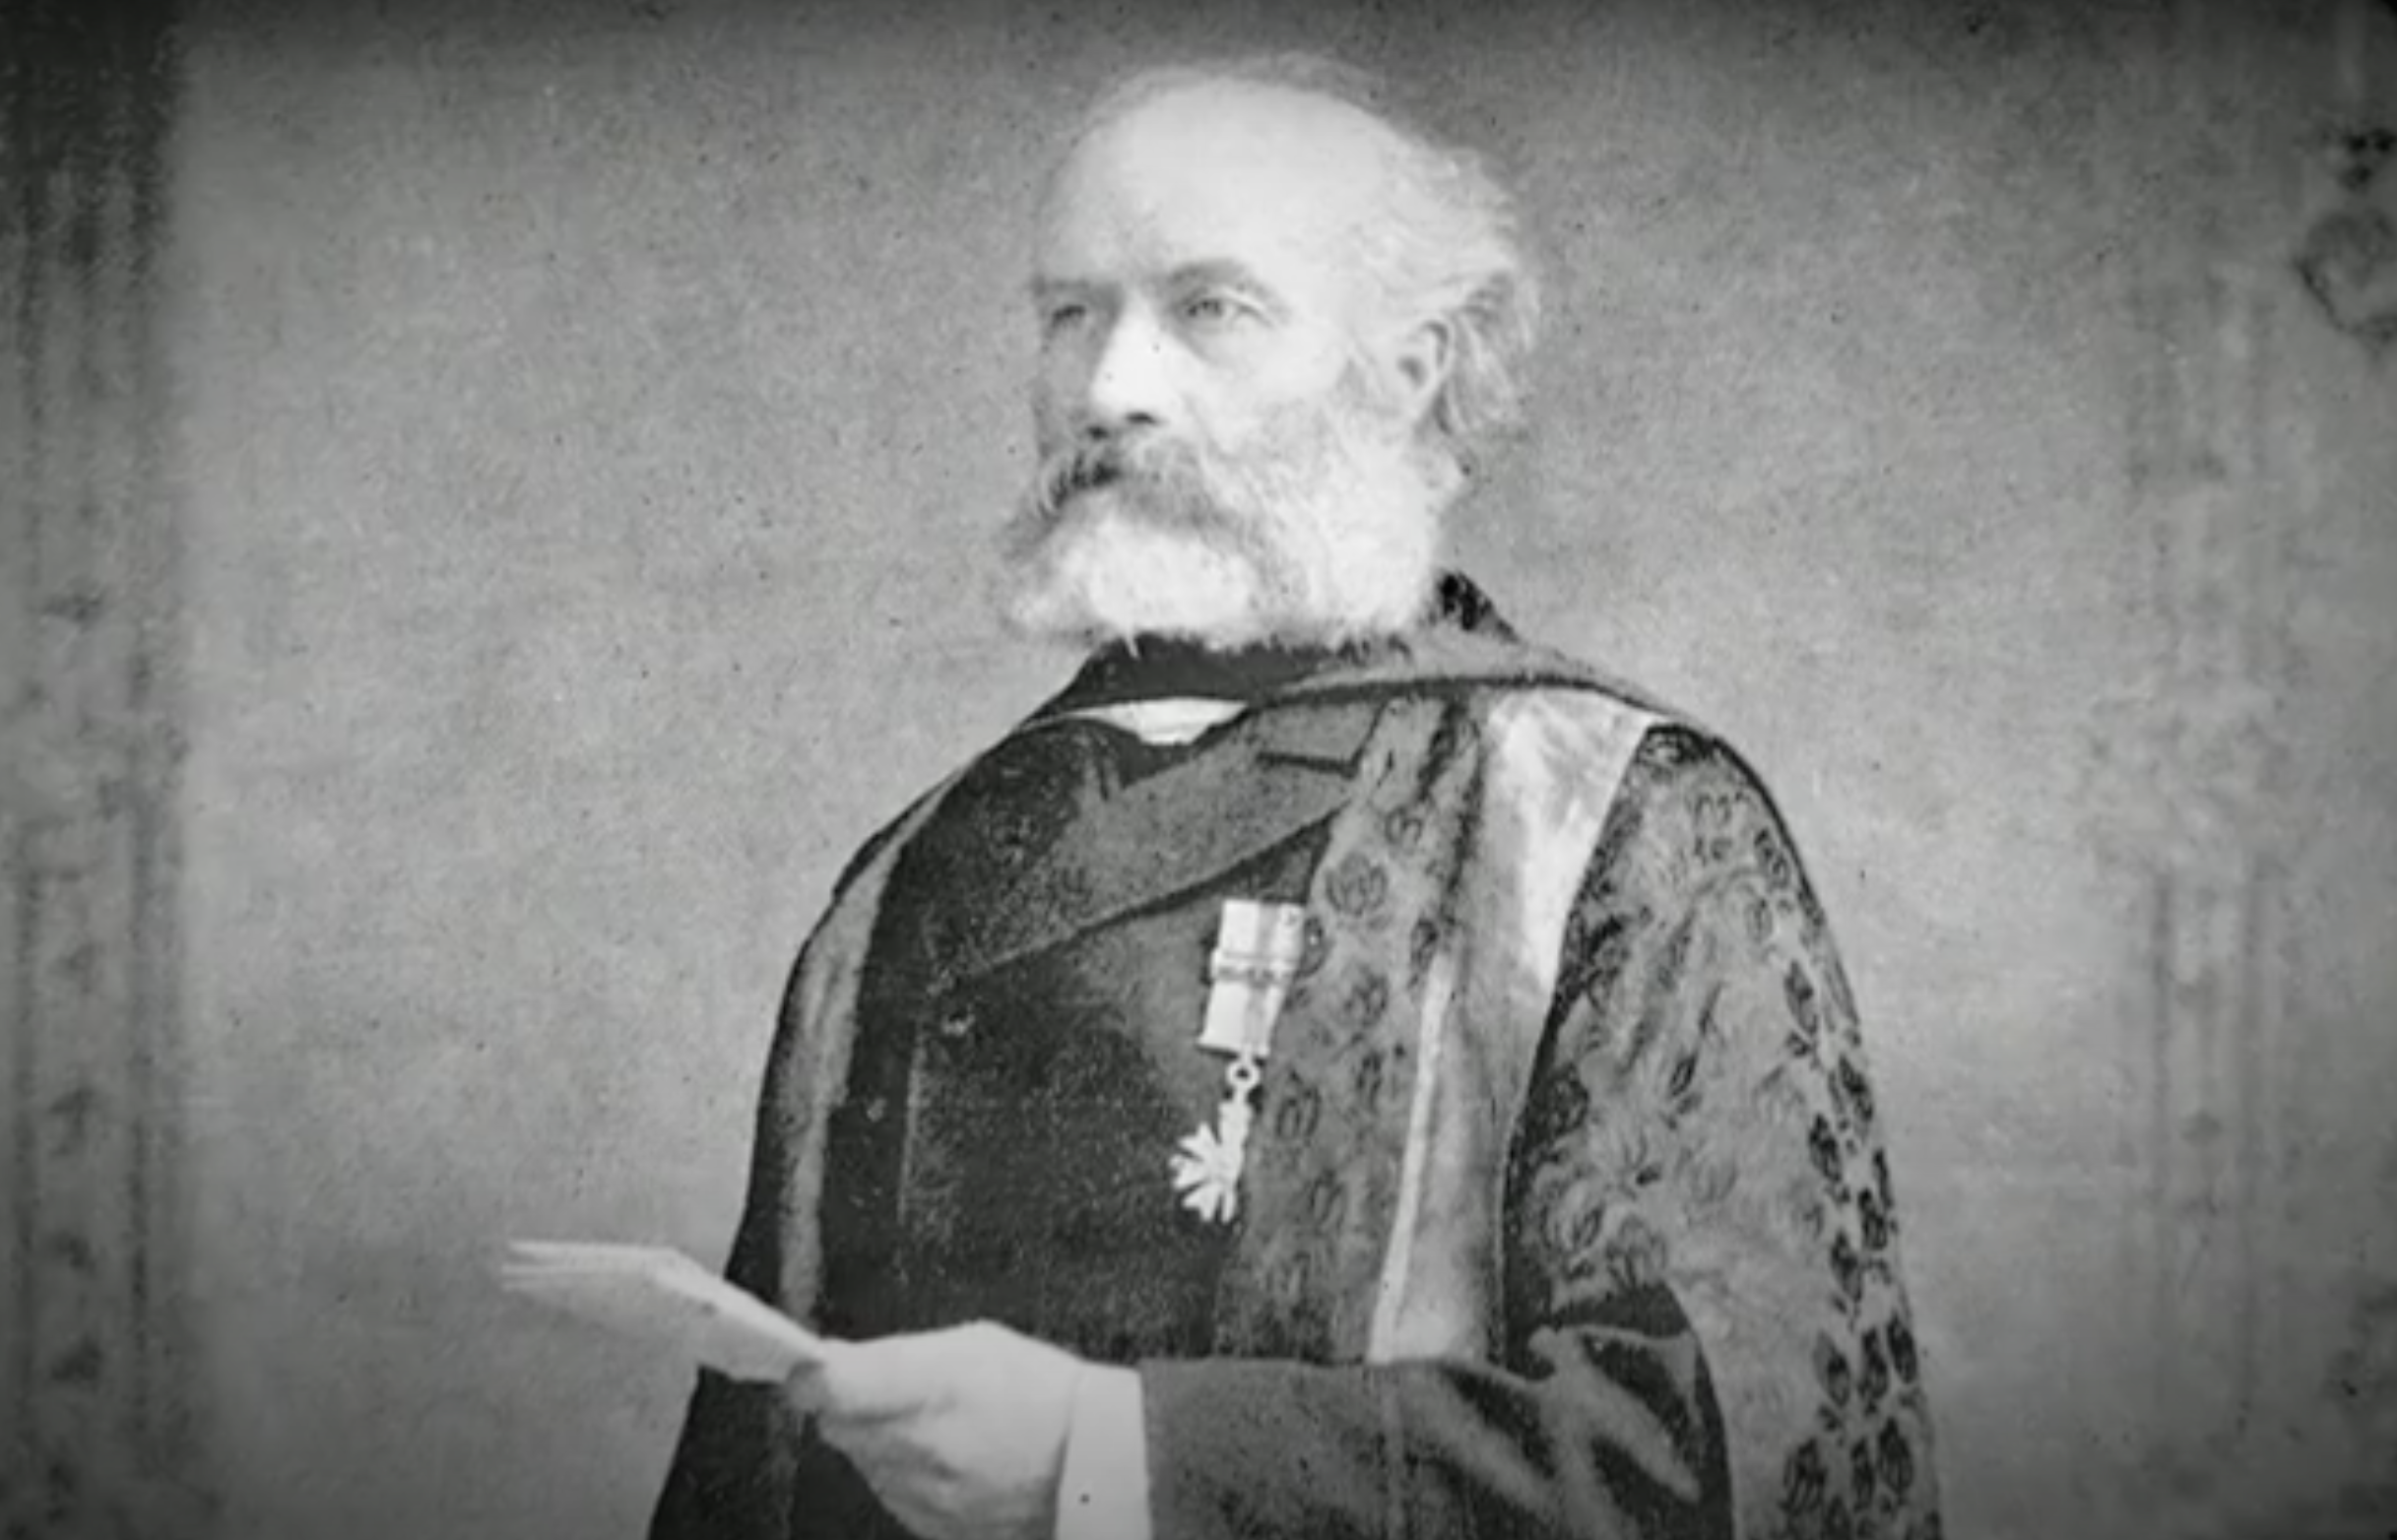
left=1056, top=697, right=1249, bottom=747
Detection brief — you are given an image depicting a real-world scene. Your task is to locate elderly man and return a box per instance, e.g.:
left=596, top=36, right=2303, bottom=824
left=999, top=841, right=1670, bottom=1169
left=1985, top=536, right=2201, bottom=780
left=649, top=55, right=1941, bottom=1540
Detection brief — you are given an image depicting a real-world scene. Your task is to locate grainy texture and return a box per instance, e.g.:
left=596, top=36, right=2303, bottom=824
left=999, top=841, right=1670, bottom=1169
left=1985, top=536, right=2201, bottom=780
left=3, top=0, right=2387, bottom=1536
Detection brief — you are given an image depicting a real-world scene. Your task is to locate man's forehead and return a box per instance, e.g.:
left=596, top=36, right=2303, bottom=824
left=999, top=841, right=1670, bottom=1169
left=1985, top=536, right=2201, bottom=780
left=1033, top=80, right=1397, bottom=289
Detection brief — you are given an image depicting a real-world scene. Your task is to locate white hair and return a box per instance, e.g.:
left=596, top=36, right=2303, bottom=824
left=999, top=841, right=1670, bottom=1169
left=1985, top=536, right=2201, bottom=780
left=1064, top=52, right=1543, bottom=487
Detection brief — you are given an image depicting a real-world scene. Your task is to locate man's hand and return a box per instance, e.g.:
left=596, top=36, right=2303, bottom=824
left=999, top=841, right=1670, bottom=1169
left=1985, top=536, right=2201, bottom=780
left=787, top=1320, right=1087, bottom=1540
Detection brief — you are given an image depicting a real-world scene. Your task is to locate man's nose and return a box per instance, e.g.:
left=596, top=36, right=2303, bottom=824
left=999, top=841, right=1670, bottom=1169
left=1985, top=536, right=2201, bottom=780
left=1079, top=310, right=1171, bottom=438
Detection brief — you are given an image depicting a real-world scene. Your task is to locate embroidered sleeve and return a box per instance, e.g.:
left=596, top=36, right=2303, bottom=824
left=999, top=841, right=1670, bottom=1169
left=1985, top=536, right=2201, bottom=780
left=1515, top=724, right=1943, bottom=1540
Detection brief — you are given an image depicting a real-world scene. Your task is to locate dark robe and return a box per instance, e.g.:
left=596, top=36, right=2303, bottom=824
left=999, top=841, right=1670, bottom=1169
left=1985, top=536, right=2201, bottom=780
left=650, top=576, right=1943, bottom=1540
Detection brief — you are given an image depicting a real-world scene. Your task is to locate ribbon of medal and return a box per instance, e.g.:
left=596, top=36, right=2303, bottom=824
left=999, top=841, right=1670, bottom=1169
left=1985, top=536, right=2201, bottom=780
left=1171, top=899, right=1309, bottom=1224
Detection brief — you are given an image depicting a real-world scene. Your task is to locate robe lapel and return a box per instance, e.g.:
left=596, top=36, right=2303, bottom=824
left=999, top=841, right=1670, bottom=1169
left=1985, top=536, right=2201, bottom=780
left=934, top=606, right=1688, bottom=993
left=939, top=698, right=1383, bottom=987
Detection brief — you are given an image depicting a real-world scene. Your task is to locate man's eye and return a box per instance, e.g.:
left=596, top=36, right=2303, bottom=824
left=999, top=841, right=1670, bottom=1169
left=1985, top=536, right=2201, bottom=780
left=1042, top=303, right=1091, bottom=335
left=1181, top=293, right=1246, bottom=326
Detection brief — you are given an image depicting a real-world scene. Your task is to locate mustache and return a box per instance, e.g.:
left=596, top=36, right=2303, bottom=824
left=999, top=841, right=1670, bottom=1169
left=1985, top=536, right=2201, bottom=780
left=1032, top=432, right=1212, bottom=524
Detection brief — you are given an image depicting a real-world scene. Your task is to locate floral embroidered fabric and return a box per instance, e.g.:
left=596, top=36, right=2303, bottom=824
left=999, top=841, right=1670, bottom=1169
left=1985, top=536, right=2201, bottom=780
left=1519, top=725, right=1943, bottom=1540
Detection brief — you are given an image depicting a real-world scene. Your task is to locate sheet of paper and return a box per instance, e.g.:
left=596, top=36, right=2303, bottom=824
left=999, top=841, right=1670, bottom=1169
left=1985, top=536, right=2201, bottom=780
left=499, top=1240, right=828, bottom=1382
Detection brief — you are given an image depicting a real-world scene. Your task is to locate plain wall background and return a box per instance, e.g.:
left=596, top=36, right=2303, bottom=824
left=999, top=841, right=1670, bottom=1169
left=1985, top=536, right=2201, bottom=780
left=161, top=0, right=2397, bottom=1536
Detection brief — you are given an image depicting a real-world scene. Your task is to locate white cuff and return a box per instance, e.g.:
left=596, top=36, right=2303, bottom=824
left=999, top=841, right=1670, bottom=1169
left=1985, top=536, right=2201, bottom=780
left=1054, top=1365, right=1151, bottom=1540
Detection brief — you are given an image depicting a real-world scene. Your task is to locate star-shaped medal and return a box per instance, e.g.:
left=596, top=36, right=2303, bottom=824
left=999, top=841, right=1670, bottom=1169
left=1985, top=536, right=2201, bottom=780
left=1170, top=1120, right=1246, bottom=1224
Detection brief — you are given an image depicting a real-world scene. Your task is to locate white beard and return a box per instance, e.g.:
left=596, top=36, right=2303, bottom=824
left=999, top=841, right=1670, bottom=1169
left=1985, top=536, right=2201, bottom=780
left=995, top=379, right=1450, bottom=653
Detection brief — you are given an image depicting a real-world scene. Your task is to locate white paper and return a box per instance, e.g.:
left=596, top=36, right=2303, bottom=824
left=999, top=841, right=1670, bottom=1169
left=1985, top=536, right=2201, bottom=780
left=498, top=1240, right=828, bottom=1382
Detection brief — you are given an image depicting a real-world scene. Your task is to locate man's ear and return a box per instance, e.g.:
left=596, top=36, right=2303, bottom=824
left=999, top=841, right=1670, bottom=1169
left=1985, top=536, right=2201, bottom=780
left=1387, top=315, right=1454, bottom=428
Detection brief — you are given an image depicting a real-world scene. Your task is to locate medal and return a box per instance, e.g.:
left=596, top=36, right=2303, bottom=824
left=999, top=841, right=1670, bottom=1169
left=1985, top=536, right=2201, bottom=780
left=1171, top=900, right=1307, bottom=1223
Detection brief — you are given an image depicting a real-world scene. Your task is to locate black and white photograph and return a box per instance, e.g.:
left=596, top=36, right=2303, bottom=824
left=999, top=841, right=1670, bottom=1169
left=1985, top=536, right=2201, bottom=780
left=4, top=2, right=2395, bottom=1537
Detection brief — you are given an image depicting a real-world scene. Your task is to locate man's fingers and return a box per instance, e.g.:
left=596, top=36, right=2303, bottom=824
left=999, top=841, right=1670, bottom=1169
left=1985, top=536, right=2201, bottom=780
left=784, top=1334, right=931, bottom=1425
left=783, top=1358, right=831, bottom=1416
left=783, top=1337, right=868, bottom=1416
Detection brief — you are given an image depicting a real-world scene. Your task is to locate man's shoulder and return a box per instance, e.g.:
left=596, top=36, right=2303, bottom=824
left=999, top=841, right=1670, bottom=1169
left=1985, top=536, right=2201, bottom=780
left=1265, top=622, right=1714, bottom=746
left=1336, top=634, right=1821, bottom=881
left=819, top=778, right=955, bottom=908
